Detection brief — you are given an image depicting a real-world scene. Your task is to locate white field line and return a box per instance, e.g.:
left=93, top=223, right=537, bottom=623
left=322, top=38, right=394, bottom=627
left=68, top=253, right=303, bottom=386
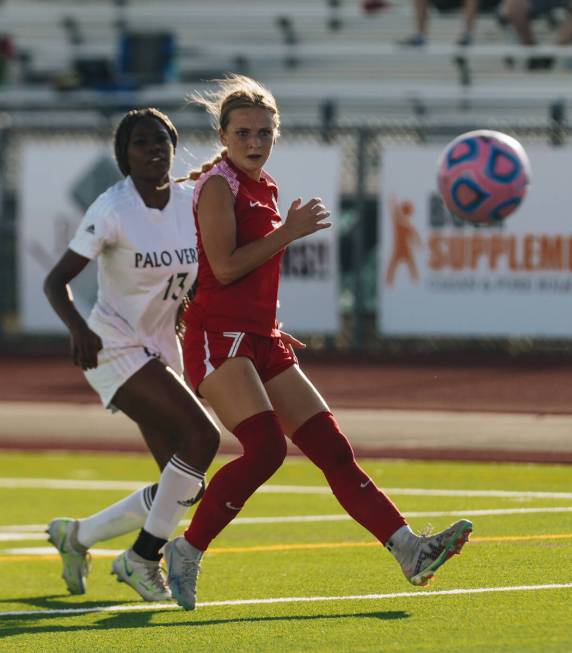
left=1, top=547, right=122, bottom=555
left=0, top=525, right=48, bottom=532
left=0, top=583, right=571, bottom=618
left=0, top=477, right=571, bottom=499
left=1, top=506, right=572, bottom=540
left=1, top=506, right=571, bottom=544
left=0, top=478, right=145, bottom=491
left=226, top=506, right=572, bottom=523
left=0, top=533, right=48, bottom=542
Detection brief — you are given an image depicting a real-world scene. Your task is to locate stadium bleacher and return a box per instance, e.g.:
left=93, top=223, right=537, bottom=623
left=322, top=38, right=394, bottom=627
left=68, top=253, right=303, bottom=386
left=1, top=0, right=572, bottom=125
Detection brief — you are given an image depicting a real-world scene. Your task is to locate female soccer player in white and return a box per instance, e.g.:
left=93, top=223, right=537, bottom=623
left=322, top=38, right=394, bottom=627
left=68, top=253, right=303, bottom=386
left=44, top=108, right=220, bottom=602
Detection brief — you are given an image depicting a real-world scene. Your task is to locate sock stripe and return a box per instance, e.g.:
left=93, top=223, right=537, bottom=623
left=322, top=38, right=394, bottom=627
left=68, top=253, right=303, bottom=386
left=142, top=484, right=155, bottom=511
left=170, top=455, right=205, bottom=481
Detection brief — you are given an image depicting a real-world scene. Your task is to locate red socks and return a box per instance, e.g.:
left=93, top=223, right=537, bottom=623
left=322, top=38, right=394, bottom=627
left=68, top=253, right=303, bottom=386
left=185, top=409, right=406, bottom=551
left=185, top=411, right=287, bottom=551
left=292, top=411, right=407, bottom=544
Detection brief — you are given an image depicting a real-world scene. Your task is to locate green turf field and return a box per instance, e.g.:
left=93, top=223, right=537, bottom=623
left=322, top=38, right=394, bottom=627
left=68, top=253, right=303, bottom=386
left=0, top=451, right=570, bottom=652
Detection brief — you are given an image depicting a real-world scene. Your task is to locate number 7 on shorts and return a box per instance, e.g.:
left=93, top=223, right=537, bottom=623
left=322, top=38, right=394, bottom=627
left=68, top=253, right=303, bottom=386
left=223, top=332, right=245, bottom=358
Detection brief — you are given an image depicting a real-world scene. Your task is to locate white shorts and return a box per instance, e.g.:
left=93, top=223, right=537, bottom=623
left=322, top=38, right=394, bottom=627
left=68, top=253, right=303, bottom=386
left=84, top=345, right=164, bottom=411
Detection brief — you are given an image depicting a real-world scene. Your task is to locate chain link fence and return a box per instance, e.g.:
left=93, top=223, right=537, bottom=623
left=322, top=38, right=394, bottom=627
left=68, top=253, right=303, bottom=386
left=1, top=113, right=571, bottom=355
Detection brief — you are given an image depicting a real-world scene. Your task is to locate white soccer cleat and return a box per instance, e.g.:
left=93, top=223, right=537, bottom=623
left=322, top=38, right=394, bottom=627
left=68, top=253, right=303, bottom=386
left=397, top=519, right=473, bottom=587
left=162, top=536, right=203, bottom=610
left=46, top=518, right=90, bottom=595
left=111, top=550, right=172, bottom=602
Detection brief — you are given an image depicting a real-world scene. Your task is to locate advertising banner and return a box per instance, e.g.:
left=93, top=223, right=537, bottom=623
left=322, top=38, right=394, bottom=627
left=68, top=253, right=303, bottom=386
left=17, top=139, right=115, bottom=333
left=379, top=145, right=572, bottom=337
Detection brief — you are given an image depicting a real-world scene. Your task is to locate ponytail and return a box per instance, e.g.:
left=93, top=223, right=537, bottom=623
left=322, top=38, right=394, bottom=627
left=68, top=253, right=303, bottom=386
left=175, top=149, right=227, bottom=184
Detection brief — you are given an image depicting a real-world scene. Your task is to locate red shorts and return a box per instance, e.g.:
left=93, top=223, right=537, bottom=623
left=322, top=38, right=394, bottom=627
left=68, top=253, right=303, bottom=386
left=183, top=328, right=298, bottom=392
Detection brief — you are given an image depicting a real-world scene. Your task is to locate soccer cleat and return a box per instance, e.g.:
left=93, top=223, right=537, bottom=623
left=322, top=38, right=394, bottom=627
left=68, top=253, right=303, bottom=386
left=162, top=536, right=203, bottom=610
left=46, top=518, right=90, bottom=595
left=111, top=550, right=172, bottom=602
left=399, top=519, right=473, bottom=587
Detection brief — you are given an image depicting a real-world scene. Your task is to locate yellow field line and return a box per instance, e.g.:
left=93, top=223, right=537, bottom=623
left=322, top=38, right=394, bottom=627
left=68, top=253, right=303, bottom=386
left=472, top=534, right=572, bottom=543
left=207, top=533, right=572, bottom=553
left=0, top=533, right=571, bottom=561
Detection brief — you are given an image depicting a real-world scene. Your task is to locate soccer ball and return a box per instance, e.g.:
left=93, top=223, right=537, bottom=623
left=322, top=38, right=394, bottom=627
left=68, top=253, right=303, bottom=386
left=437, top=129, right=531, bottom=225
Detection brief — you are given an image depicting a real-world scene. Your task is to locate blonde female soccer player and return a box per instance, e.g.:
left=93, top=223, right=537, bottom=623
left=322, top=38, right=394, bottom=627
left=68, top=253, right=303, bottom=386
left=159, top=75, right=473, bottom=610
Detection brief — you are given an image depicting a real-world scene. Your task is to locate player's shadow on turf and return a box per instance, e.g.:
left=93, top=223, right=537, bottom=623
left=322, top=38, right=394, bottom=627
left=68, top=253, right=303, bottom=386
left=0, top=594, right=143, bottom=611
left=97, top=609, right=411, bottom=629
left=0, top=609, right=410, bottom=639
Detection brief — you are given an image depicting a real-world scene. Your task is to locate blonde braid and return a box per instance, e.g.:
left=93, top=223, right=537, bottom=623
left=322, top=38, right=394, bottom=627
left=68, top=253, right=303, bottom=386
left=175, top=149, right=228, bottom=184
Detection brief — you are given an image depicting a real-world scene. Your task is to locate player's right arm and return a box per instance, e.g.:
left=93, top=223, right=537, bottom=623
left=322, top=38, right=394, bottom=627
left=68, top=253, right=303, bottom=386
left=197, top=175, right=331, bottom=286
left=43, top=250, right=102, bottom=370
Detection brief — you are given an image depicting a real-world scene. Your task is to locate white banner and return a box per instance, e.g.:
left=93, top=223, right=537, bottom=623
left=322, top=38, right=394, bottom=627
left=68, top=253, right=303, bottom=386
left=17, top=140, right=113, bottom=333
left=18, top=138, right=340, bottom=334
left=379, top=145, right=572, bottom=337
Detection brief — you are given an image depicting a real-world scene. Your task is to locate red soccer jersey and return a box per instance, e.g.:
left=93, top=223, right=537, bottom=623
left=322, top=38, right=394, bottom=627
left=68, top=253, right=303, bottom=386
left=186, top=155, right=283, bottom=336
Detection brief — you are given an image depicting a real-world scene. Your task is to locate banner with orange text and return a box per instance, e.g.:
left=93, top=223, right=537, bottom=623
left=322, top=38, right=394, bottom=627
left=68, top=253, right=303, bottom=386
left=379, top=145, right=572, bottom=337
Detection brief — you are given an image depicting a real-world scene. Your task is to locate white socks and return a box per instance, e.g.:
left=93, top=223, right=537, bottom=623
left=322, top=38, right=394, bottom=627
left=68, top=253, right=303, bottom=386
left=77, top=483, right=157, bottom=548
left=75, top=456, right=205, bottom=548
left=143, top=455, right=205, bottom=540
left=385, top=524, right=416, bottom=564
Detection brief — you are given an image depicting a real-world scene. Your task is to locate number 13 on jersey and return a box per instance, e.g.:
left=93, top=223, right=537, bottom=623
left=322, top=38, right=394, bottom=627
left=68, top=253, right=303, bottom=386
left=163, top=273, right=189, bottom=301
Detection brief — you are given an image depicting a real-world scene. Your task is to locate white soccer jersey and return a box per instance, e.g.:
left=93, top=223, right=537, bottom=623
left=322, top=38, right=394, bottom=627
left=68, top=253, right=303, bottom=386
left=69, top=176, right=197, bottom=375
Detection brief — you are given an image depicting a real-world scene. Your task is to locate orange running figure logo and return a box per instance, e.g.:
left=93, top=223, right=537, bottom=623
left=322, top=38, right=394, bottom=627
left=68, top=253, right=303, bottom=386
left=385, top=197, right=423, bottom=287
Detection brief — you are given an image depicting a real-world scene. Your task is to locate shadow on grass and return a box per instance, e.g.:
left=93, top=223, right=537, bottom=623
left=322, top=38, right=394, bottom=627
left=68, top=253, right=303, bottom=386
left=0, top=602, right=410, bottom=639
left=0, top=594, right=141, bottom=611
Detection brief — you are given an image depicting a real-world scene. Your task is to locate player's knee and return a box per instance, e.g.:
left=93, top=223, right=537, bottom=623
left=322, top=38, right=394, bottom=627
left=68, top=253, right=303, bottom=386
left=178, top=411, right=221, bottom=452
left=293, top=411, right=355, bottom=471
left=329, top=437, right=355, bottom=469
left=235, top=410, right=287, bottom=477
left=316, top=432, right=354, bottom=471
left=197, top=422, right=221, bottom=458
left=257, top=429, right=288, bottom=472
left=245, top=433, right=287, bottom=486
